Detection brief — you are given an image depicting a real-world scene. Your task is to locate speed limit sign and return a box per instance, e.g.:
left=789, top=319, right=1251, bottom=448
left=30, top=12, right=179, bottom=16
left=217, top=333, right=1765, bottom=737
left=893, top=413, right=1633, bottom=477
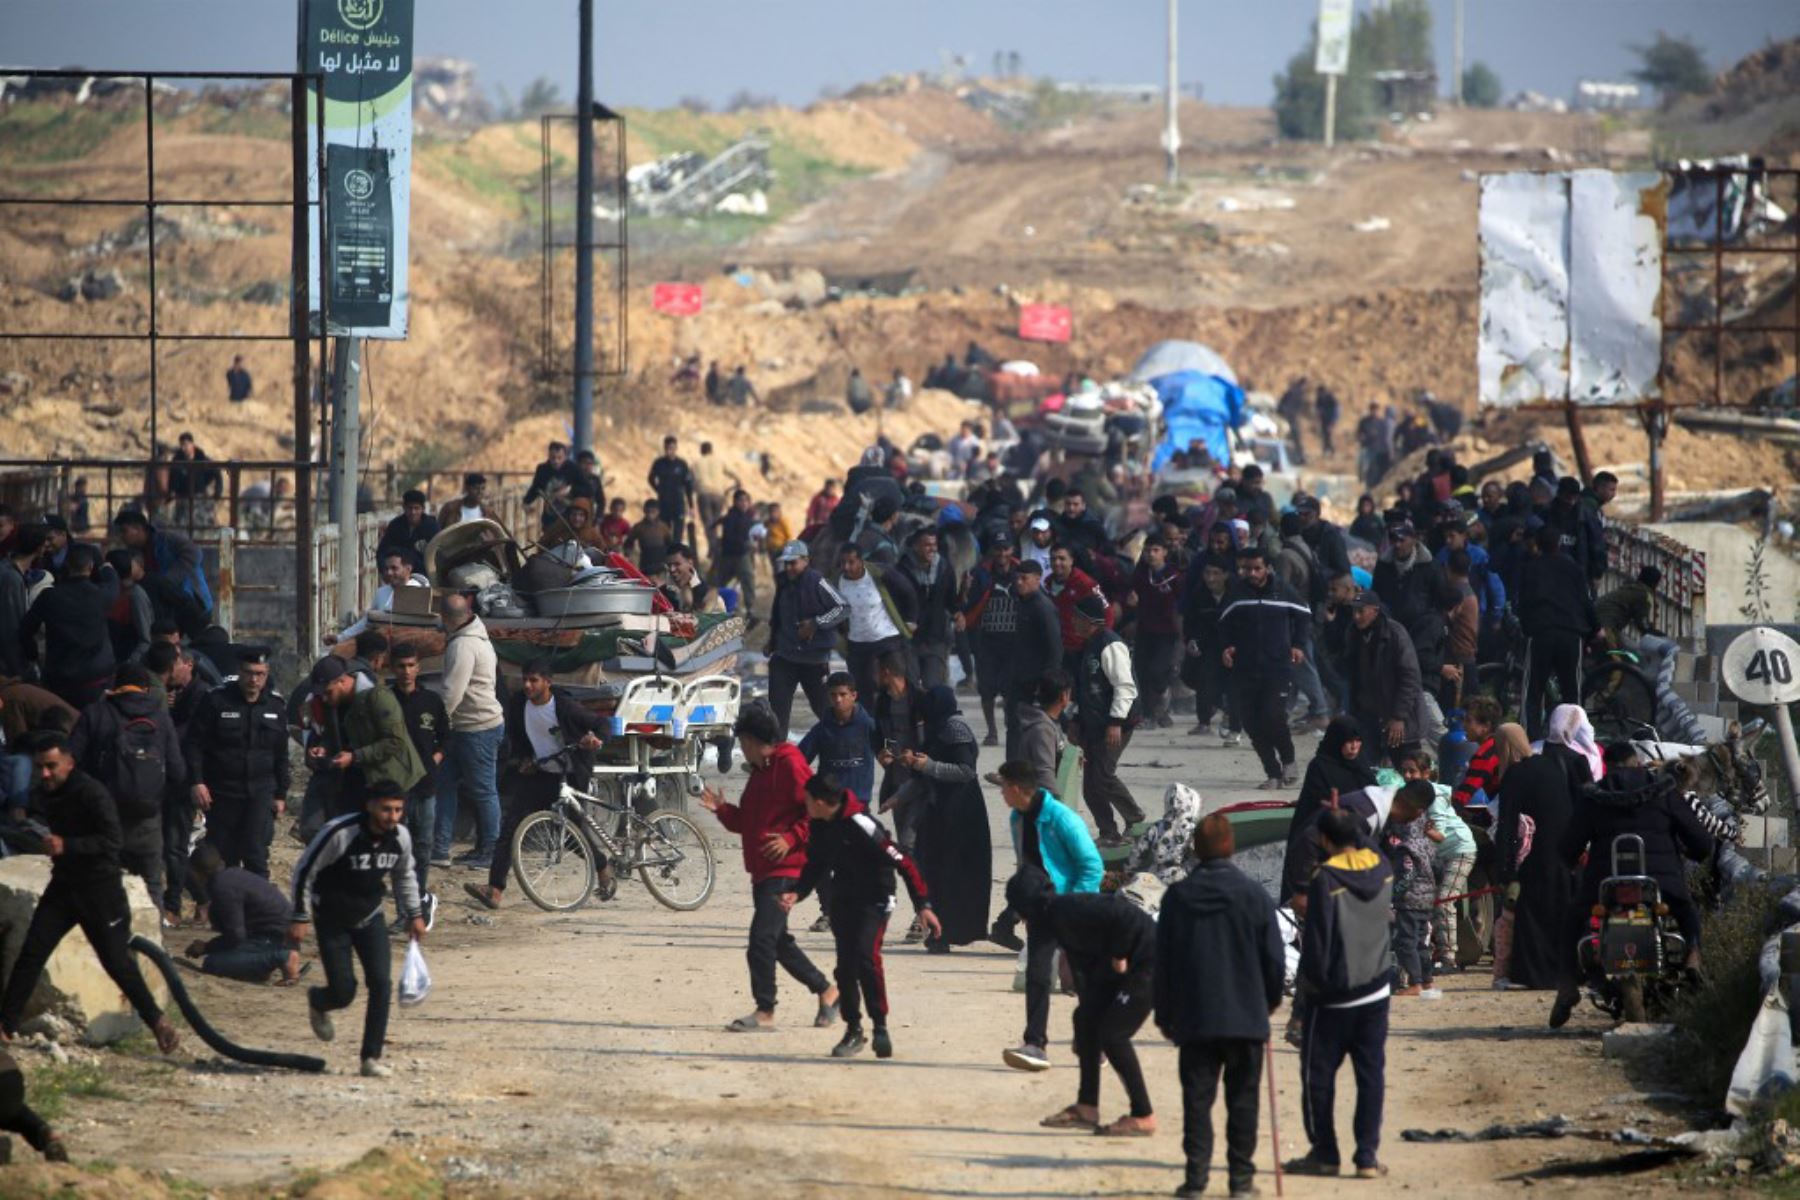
left=1722, top=627, right=1800, bottom=706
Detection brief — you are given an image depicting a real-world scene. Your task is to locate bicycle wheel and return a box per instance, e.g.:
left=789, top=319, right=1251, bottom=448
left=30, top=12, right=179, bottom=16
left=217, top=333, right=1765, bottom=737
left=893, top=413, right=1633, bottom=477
left=511, top=809, right=597, bottom=912
left=635, top=808, right=717, bottom=911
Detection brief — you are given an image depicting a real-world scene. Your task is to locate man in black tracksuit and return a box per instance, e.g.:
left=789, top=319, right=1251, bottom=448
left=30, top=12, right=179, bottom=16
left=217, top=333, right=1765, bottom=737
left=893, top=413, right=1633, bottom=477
left=464, top=660, right=610, bottom=912
left=1158, top=813, right=1286, bottom=1197
left=0, top=733, right=181, bottom=1055
left=68, top=663, right=185, bottom=906
left=290, top=794, right=425, bottom=1075
left=1219, top=546, right=1310, bottom=789
left=1518, top=525, right=1598, bottom=740
left=182, top=648, right=289, bottom=880
left=791, top=776, right=940, bottom=1059
left=1007, top=867, right=1158, bottom=1136
left=766, top=541, right=849, bottom=738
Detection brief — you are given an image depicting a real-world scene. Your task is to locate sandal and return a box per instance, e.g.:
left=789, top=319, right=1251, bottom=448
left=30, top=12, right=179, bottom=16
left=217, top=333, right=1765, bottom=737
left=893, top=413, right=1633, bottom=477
left=462, top=882, right=500, bottom=911
left=725, top=1013, right=775, bottom=1033
left=1094, top=1115, right=1155, bottom=1138
left=814, top=999, right=840, bottom=1028
left=1040, top=1105, right=1099, bottom=1130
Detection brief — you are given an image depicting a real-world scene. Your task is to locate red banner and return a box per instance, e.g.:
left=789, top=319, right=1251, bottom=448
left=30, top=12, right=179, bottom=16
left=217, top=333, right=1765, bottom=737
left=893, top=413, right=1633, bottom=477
left=1019, top=303, right=1072, bottom=343
left=652, top=283, right=703, bottom=316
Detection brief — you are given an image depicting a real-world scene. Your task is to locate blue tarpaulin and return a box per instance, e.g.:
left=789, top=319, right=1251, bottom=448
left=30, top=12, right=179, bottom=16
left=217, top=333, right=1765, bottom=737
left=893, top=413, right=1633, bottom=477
left=1151, top=371, right=1247, bottom=471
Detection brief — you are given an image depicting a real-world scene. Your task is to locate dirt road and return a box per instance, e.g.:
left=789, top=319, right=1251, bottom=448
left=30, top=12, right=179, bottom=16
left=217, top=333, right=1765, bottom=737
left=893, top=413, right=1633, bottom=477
left=24, top=721, right=1690, bottom=1197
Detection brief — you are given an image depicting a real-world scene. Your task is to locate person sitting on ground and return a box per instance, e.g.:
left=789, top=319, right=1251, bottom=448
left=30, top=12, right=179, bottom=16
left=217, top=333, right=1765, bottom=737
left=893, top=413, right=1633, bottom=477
left=184, top=842, right=302, bottom=984
left=1381, top=781, right=1438, bottom=999
left=1121, top=782, right=1202, bottom=887
left=699, top=707, right=840, bottom=1032
left=1009, top=866, right=1158, bottom=1138
left=1156, top=812, right=1285, bottom=1199
left=788, top=775, right=940, bottom=1059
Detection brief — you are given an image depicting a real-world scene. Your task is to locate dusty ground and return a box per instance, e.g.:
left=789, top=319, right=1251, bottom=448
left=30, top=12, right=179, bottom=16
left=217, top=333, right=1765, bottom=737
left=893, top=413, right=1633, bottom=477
left=5, top=723, right=1704, bottom=1198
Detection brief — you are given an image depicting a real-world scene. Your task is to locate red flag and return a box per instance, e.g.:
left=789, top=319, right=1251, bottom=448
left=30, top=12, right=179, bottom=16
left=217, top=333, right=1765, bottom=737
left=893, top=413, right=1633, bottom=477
left=652, top=283, right=703, bottom=316
left=1019, top=303, right=1072, bottom=343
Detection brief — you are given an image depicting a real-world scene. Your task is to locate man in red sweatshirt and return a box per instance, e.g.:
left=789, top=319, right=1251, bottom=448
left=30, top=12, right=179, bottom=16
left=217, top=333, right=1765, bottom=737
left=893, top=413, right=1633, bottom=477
left=701, top=706, right=840, bottom=1032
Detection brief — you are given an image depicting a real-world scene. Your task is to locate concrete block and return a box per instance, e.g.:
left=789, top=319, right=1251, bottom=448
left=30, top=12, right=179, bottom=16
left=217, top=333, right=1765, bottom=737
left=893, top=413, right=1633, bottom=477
left=0, top=858, right=168, bottom=1045
left=1602, top=1022, right=1677, bottom=1060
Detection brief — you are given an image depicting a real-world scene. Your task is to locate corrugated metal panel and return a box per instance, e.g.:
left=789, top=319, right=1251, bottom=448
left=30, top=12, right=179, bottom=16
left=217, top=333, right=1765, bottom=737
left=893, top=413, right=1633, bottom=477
left=1478, top=170, right=1666, bottom=408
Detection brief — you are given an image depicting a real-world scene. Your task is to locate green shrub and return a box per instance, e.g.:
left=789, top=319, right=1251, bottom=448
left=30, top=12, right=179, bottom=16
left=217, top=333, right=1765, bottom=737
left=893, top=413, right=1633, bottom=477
left=1667, top=886, right=1779, bottom=1106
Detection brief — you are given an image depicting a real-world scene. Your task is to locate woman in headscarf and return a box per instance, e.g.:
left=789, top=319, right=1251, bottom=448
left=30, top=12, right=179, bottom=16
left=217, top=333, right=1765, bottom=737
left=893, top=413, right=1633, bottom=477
left=1542, top=703, right=1602, bottom=788
left=896, top=686, right=993, bottom=953
left=1493, top=722, right=1577, bottom=989
left=1122, top=783, right=1201, bottom=885
left=1278, top=717, right=1377, bottom=904
left=1484, top=723, right=1533, bottom=985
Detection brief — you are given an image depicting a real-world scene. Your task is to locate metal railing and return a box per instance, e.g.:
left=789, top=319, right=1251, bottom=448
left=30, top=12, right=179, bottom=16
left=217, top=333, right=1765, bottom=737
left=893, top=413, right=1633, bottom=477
left=1604, top=519, right=1707, bottom=642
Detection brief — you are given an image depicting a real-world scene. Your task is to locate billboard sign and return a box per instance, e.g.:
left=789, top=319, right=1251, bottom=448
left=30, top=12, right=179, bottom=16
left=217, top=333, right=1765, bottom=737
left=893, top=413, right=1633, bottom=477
left=1478, top=170, right=1666, bottom=408
left=1315, top=0, right=1354, bottom=77
left=304, top=0, right=415, bottom=338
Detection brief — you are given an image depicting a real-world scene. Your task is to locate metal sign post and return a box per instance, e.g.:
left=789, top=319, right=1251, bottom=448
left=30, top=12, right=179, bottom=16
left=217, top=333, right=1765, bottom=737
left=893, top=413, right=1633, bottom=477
left=1722, top=627, right=1800, bottom=834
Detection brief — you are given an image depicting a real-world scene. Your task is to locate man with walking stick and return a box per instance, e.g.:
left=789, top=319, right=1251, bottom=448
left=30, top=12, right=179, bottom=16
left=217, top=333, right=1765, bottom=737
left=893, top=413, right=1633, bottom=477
left=1156, top=812, right=1286, bottom=1198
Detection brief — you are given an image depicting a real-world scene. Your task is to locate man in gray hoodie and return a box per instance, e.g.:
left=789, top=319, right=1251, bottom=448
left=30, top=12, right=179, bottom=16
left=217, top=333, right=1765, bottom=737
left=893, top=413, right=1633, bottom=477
left=431, top=587, right=506, bottom=869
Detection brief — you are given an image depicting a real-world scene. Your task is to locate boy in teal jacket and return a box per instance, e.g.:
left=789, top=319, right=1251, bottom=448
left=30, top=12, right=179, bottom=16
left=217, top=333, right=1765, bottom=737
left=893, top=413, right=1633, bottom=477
left=997, top=761, right=1102, bottom=1071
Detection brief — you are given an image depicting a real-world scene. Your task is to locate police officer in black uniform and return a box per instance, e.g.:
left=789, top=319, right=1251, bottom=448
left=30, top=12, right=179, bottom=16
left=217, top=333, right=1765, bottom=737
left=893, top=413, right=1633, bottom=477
left=182, top=647, right=290, bottom=879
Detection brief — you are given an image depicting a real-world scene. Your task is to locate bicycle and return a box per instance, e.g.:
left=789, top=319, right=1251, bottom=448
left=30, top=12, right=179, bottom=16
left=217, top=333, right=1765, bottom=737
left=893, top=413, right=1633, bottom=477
left=510, top=756, right=717, bottom=913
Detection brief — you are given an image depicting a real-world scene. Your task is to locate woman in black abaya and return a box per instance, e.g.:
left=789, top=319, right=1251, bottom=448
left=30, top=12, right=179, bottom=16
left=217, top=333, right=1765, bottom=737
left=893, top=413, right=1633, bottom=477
left=897, top=686, right=993, bottom=952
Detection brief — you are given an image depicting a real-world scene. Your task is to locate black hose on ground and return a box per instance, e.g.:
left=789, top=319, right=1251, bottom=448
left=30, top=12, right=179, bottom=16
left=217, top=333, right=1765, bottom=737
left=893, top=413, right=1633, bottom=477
left=128, top=936, right=326, bottom=1073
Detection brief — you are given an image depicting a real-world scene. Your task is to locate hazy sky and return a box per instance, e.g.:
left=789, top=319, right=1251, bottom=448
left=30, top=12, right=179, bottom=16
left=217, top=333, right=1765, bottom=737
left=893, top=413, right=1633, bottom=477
left=3, top=0, right=1795, bottom=110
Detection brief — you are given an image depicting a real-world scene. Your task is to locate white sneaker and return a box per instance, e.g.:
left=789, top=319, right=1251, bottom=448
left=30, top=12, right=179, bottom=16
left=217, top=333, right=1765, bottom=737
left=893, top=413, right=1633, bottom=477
left=422, top=891, right=439, bottom=932
left=309, top=1004, right=335, bottom=1042
left=361, top=1057, right=392, bottom=1078
left=1002, top=1043, right=1051, bottom=1072
left=1222, top=731, right=1243, bottom=747
left=1419, top=987, right=1444, bottom=1001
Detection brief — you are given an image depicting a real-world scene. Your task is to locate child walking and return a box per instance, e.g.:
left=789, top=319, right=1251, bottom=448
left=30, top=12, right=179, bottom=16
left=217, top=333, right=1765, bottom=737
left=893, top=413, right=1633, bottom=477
left=1383, top=780, right=1439, bottom=999
left=1400, top=750, right=1476, bottom=973
left=789, top=775, right=940, bottom=1058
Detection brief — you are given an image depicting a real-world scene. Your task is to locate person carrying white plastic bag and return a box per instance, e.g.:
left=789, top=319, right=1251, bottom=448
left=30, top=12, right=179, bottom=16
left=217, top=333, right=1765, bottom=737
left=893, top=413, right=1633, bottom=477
left=399, top=939, right=432, bottom=1008
left=290, top=785, right=429, bottom=1079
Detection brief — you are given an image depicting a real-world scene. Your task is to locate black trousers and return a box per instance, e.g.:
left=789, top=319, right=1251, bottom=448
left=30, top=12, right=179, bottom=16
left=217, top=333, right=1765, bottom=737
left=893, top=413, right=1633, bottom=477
left=1525, top=632, right=1583, bottom=741
left=846, top=636, right=907, bottom=710
left=120, top=820, right=164, bottom=915
left=1233, top=673, right=1295, bottom=779
left=206, top=791, right=275, bottom=879
left=1080, top=727, right=1144, bottom=840
left=1133, top=633, right=1180, bottom=720
left=914, top=638, right=952, bottom=690
left=1301, top=997, right=1388, bottom=1170
left=1023, top=912, right=1059, bottom=1048
left=489, top=772, right=594, bottom=892
left=767, top=656, right=830, bottom=740
left=162, top=796, right=195, bottom=913
left=0, top=1064, right=52, bottom=1154
left=1073, top=971, right=1154, bottom=1117
left=1180, top=1038, right=1264, bottom=1192
left=309, top=912, right=392, bottom=1062
left=747, top=878, right=828, bottom=1013
left=832, top=904, right=891, bottom=1029
left=0, top=874, right=163, bottom=1035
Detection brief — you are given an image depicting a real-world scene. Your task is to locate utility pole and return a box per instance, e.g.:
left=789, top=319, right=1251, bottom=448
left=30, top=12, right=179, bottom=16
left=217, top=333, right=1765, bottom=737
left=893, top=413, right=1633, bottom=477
left=329, top=336, right=361, bottom=627
left=1163, top=0, right=1180, bottom=185
left=1323, top=74, right=1338, bottom=149
left=1451, top=0, right=1465, bottom=105
left=572, top=0, right=596, bottom=455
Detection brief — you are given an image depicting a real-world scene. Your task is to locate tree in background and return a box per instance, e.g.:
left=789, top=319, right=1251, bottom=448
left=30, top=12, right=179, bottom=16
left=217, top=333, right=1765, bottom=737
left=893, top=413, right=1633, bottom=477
left=1630, top=32, right=1711, bottom=104
left=517, top=77, right=563, bottom=118
left=1462, top=62, right=1503, bottom=108
left=1272, top=0, right=1433, bottom=141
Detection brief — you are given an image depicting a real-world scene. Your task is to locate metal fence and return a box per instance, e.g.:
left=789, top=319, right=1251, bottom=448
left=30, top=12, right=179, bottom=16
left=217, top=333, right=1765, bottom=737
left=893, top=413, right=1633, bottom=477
left=1604, top=519, right=1707, bottom=642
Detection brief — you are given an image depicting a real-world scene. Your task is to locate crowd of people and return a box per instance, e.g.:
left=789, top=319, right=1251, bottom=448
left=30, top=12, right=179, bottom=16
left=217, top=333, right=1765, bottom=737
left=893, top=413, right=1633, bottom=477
left=0, top=389, right=1701, bottom=1192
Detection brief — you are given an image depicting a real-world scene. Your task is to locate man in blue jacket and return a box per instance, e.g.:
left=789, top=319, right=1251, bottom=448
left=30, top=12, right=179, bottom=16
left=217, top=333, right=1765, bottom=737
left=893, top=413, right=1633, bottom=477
left=1291, top=806, right=1395, bottom=1180
left=1157, top=812, right=1286, bottom=1198
left=997, top=760, right=1102, bottom=1073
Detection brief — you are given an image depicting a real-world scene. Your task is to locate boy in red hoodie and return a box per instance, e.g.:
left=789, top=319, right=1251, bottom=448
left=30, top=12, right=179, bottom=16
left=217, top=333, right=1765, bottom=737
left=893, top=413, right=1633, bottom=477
left=701, top=707, right=840, bottom=1032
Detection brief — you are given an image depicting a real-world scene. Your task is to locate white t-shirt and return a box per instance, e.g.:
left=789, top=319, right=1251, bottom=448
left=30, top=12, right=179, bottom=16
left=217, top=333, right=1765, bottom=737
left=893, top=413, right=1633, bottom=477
left=523, top=697, right=563, bottom=768
left=840, top=571, right=900, bottom=644
left=461, top=504, right=484, bottom=524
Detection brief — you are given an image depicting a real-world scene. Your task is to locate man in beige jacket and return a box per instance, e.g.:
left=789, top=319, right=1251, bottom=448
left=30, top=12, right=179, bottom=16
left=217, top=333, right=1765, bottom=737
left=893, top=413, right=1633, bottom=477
left=431, top=586, right=506, bottom=869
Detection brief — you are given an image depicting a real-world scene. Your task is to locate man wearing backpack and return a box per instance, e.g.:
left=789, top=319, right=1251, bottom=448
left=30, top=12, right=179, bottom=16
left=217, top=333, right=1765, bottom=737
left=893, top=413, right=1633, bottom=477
left=67, top=662, right=185, bottom=906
